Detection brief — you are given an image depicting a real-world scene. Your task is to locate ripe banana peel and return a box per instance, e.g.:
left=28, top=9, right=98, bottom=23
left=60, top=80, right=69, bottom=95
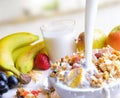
left=0, top=32, right=39, bottom=84
left=12, top=44, right=48, bottom=62
left=12, top=45, right=30, bottom=62
left=15, top=41, right=45, bottom=73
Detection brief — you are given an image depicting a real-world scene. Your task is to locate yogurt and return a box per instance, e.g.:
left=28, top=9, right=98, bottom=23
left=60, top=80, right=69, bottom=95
left=41, top=20, right=76, bottom=63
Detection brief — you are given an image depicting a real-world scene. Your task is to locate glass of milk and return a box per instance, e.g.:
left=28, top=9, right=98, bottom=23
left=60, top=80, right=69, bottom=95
left=40, top=19, right=76, bottom=63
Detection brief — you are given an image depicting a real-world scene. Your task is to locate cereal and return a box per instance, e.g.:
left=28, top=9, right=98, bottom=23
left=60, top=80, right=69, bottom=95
left=49, top=46, right=120, bottom=88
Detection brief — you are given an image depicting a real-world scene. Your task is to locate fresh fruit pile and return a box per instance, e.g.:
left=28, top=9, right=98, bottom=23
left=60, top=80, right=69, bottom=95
left=0, top=72, right=19, bottom=96
left=0, top=32, right=39, bottom=84
left=77, top=29, right=107, bottom=51
left=76, top=29, right=107, bottom=51
left=76, top=25, right=120, bottom=51
left=0, top=32, right=50, bottom=97
left=0, top=32, right=49, bottom=79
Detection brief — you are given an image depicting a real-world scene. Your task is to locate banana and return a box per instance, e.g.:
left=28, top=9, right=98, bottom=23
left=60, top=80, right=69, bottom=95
left=39, top=47, right=48, bottom=55
left=5, top=71, right=15, bottom=77
left=0, top=32, right=39, bottom=84
left=15, top=41, right=45, bottom=73
left=12, top=43, right=45, bottom=62
left=12, top=45, right=48, bottom=63
left=12, top=45, right=30, bottom=62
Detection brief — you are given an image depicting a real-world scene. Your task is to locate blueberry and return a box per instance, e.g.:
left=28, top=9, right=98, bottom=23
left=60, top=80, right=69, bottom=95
left=0, top=80, right=6, bottom=89
left=0, top=94, right=2, bottom=98
left=0, top=72, right=8, bottom=83
left=0, top=85, right=9, bottom=95
left=8, top=76, right=19, bottom=89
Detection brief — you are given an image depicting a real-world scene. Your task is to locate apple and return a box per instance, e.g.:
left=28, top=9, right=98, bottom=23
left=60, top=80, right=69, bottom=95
left=106, top=25, right=120, bottom=51
left=76, top=32, right=85, bottom=51
left=76, top=29, right=107, bottom=51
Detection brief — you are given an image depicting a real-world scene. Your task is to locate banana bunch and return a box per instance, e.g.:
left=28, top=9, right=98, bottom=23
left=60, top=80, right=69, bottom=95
left=0, top=32, right=45, bottom=84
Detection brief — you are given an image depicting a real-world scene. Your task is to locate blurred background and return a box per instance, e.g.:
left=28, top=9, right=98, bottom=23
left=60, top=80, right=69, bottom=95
left=0, top=0, right=120, bottom=37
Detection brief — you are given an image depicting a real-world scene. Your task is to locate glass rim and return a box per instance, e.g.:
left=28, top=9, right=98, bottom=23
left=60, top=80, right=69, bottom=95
left=40, top=19, right=76, bottom=32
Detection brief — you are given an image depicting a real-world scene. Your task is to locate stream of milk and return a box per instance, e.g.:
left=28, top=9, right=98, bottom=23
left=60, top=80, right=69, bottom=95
left=85, top=0, right=110, bottom=98
left=85, top=0, right=99, bottom=70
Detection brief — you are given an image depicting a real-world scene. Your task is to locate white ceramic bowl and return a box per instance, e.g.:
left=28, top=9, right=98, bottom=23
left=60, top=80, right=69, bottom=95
left=49, top=77, right=120, bottom=98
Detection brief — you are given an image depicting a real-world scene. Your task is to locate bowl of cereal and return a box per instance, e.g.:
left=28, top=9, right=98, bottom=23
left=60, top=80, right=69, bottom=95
left=48, top=46, right=120, bottom=98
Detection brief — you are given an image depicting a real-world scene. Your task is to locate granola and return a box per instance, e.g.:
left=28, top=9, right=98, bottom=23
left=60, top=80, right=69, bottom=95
left=49, top=46, right=120, bottom=88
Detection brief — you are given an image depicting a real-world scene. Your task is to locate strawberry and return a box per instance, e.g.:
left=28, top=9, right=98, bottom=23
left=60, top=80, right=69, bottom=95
left=34, top=53, right=50, bottom=70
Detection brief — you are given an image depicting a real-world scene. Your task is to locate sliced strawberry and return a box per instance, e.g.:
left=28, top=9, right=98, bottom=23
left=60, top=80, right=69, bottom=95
left=34, top=53, right=50, bottom=70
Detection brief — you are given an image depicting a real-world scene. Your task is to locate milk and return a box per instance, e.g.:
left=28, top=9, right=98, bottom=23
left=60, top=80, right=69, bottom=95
left=41, top=20, right=76, bottom=63
left=85, top=0, right=111, bottom=98
left=85, top=0, right=99, bottom=68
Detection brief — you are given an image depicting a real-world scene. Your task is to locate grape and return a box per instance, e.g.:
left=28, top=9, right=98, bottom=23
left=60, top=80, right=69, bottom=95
left=0, top=80, right=6, bottom=89
left=8, top=76, right=19, bottom=89
left=0, top=72, right=8, bottom=83
left=0, top=85, right=9, bottom=95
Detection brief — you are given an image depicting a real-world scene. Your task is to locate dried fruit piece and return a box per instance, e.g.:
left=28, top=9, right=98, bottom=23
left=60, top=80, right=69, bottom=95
left=65, top=68, right=83, bottom=88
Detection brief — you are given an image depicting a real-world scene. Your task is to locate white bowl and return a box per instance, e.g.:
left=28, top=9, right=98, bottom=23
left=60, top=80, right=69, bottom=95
left=49, top=77, right=120, bottom=98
